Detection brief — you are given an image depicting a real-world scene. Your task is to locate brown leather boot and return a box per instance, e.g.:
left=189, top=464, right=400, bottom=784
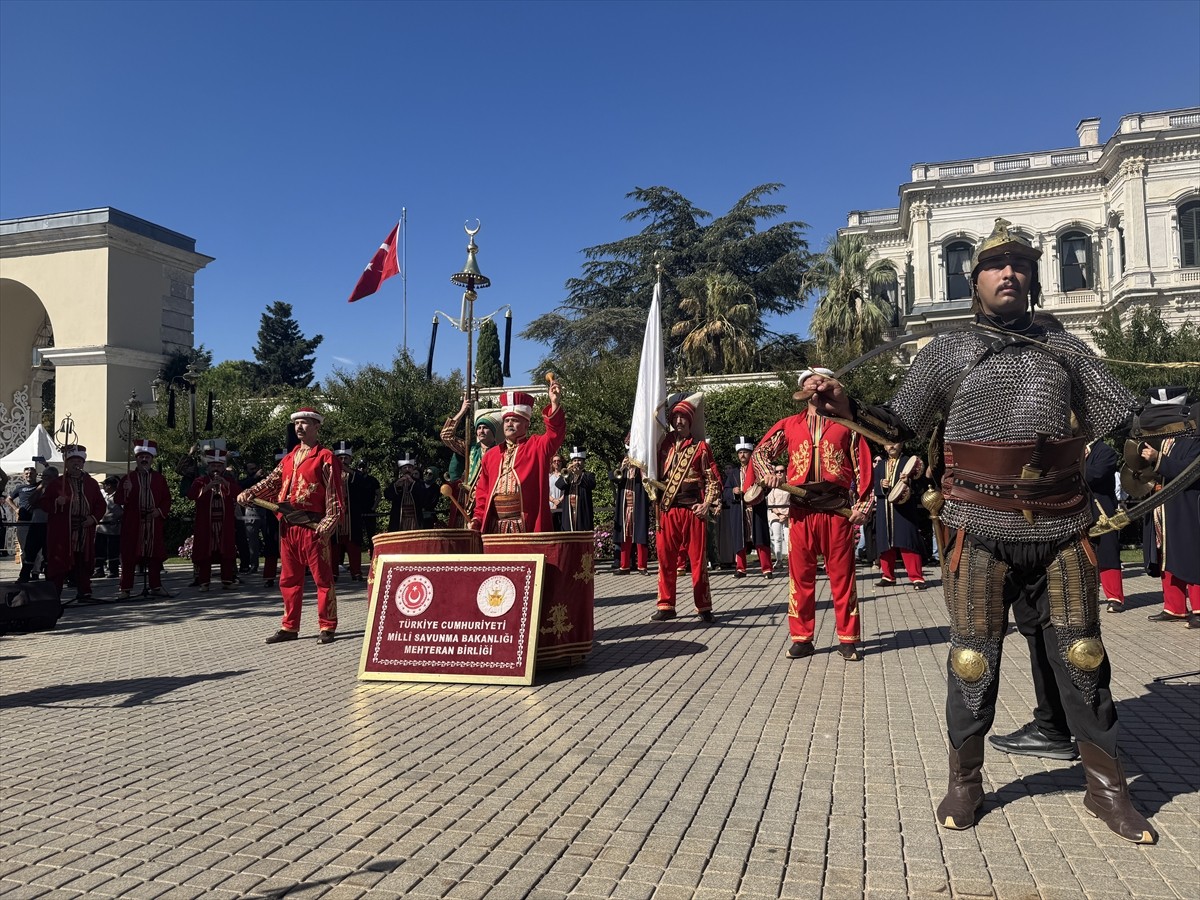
left=1078, top=742, right=1157, bottom=844
left=936, top=735, right=985, bottom=830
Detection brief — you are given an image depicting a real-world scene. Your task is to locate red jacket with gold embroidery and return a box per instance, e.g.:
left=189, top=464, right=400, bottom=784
left=243, top=444, right=344, bottom=533
left=748, top=413, right=873, bottom=510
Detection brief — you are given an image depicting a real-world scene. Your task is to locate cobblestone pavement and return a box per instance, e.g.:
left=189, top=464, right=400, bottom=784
left=1, top=556, right=1197, bottom=900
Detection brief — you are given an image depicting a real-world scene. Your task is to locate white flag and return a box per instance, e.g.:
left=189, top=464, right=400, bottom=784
left=628, top=280, right=667, bottom=481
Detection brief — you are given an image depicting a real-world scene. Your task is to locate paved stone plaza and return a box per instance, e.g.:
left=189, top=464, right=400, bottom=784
left=1, top=556, right=1197, bottom=900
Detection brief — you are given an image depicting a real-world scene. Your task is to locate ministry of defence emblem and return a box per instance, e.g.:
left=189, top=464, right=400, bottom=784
left=477, top=575, right=517, bottom=617
left=396, top=575, right=434, bottom=617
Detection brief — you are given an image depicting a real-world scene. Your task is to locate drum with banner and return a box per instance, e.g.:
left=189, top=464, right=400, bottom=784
left=482, top=531, right=594, bottom=668
left=368, top=528, right=482, bottom=588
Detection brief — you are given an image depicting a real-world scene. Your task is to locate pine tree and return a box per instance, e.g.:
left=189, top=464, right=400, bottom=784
left=252, top=301, right=323, bottom=390
left=475, top=319, right=503, bottom=387
left=522, top=184, right=809, bottom=373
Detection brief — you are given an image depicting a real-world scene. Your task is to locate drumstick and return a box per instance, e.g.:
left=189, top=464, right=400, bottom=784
left=440, top=482, right=470, bottom=521
left=764, top=481, right=853, bottom=519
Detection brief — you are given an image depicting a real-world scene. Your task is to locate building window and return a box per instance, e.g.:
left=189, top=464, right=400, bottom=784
left=875, top=268, right=900, bottom=327
left=1060, top=231, right=1092, bottom=292
left=1118, top=226, right=1126, bottom=274
left=945, top=241, right=973, bottom=300
left=1181, top=201, right=1200, bottom=268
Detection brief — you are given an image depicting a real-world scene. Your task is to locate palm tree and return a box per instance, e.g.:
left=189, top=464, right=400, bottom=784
left=671, top=272, right=759, bottom=375
left=805, top=234, right=896, bottom=364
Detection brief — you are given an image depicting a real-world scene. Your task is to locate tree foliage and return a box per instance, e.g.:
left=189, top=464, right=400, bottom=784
left=523, top=184, right=810, bottom=373
left=1089, top=307, right=1200, bottom=400
left=475, top=319, right=503, bottom=388
left=320, top=352, right=465, bottom=482
left=672, top=272, right=759, bottom=376
left=253, top=301, right=323, bottom=391
left=805, top=233, right=896, bottom=364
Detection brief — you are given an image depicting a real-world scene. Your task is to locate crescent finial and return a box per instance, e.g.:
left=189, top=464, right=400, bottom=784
left=464, top=219, right=481, bottom=237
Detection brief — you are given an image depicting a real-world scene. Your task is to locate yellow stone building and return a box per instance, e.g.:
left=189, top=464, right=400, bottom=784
left=0, top=208, right=212, bottom=472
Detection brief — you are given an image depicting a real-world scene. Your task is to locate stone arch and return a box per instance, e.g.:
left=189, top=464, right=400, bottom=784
left=0, top=278, right=55, bottom=455
left=0, top=208, right=213, bottom=471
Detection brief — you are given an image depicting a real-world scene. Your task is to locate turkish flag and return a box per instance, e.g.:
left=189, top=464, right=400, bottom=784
left=348, top=223, right=401, bottom=302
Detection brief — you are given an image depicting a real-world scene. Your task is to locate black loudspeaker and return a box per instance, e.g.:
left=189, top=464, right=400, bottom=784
left=0, top=581, right=63, bottom=634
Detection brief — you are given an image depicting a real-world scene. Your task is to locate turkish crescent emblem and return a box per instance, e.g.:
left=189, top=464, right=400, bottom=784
left=396, top=575, right=434, bottom=617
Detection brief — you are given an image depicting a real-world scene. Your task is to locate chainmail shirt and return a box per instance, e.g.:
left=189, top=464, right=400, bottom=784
left=884, top=317, right=1136, bottom=542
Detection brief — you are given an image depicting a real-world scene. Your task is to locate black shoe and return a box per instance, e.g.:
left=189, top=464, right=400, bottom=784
left=318, top=630, right=336, bottom=644
left=838, top=643, right=861, bottom=662
left=264, top=578, right=276, bottom=588
left=1106, top=600, right=1124, bottom=613
left=265, top=629, right=299, bottom=644
left=988, top=722, right=1078, bottom=761
left=787, top=641, right=815, bottom=659
left=699, top=610, right=714, bottom=623
left=733, top=571, right=746, bottom=579
left=1189, top=615, right=1200, bottom=630
left=614, top=569, right=630, bottom=576
left=763, top=571, right=774, bottom=579
left=1146, top=611, right=1189, bottom=623
left=638, top=569, right=650, bottom=576
left=913, top=581, right=927, bottom=590
left=875, top=578, right=895, bottom=587
left=74, top=593, right=94, bottom=604
left=650, top=609, right=677, bottom=622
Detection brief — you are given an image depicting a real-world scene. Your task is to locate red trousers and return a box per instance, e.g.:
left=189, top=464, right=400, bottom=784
left=49, top=552, right=92, bottom=596
left=788, top=511, right=859, bottom=644
left=196, top=551, right=236, bottom=587
left=619, top=540, right=648, bottom=571
left=119, top=550, right=163, bottom=591
left=879, top=548, right=924, bottom=583
left=735, top=545, right=774, bottom=574
left=279, top=524, right=337, bottom=632
left=1099, top=568, right=1124, bottom=603
left=1161, top=571, right=1199, bottom=616
left=656, top=507, right=711, bottom=612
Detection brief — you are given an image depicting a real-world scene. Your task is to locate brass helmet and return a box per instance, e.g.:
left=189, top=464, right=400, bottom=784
left=970, top=218, right=1043, bottom=308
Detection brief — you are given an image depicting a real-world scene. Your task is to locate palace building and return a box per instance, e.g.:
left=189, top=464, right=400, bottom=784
left=838, top=107, right=1200, bottom=352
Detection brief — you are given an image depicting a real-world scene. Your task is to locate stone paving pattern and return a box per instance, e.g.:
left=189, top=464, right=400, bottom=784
left=1, top=555, right=1197, bottom=900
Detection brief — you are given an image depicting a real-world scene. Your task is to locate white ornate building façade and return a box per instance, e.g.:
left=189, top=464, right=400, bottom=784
left=839, top=107, right=1200, bottom=353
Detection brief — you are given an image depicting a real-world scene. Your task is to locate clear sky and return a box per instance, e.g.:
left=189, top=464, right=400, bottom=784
left=2, top=0, right=1197, bottom=385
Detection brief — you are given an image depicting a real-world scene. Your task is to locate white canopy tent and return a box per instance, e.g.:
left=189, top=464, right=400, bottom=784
left=0, top=424, right=63, bottom=474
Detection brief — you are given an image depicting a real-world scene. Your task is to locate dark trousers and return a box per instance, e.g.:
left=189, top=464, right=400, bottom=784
left=945, top=536, right=1117, bottom=756
left=94, top=533, right=120, bottom=576
left=19, top=522, right=47, bottom=578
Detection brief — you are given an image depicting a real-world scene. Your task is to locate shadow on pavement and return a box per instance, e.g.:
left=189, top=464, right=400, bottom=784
left=987, top=679, right=1200, bottom=819
left=0, top=669, right=254, bottom=708
left=540, top=638, right=709, bottom=679
left=251, top=858, right=405, bottom=899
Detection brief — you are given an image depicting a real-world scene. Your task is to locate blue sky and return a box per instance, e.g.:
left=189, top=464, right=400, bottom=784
left=2, top=0, right=1198, bottom=385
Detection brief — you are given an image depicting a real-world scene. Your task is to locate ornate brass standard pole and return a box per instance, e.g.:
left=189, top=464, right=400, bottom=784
left=450, top=222, right=491, bottom=465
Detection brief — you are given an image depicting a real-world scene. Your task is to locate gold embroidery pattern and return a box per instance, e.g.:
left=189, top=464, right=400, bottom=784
left=293, top=473, right=316, bottom=505
left=821, top=440, right=845, bottom=479
left=574, top=553, right=595, bottom=583
left=540, top=603, right=572, bottom=638
left=791, top=444, right=811, bottom=480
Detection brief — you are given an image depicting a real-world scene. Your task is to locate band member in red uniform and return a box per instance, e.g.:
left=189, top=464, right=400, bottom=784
left=471, top=384, right=565, bottom=534
left=723, top=436, right=775, bottom=578
left=751, top=368, right=874, bottom=660
left=116, top=439, right=172, bottom=599
left=653, top=392, right=722, bottom=622
left=331, top=441, right=375, bottom=581
left=188, top=447, right=238, bottom=591
left=873, top=442, right=927, bottom=589
left=239, top=407, right=344, bottom=644
left=40, top=444, right=105, bottom=602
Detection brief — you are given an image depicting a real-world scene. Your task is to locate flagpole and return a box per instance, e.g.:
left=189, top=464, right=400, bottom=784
left=401, top=208, right=408, bottom=355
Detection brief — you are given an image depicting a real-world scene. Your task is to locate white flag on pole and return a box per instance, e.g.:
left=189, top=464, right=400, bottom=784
left=627, top=279, right=667, bottom=481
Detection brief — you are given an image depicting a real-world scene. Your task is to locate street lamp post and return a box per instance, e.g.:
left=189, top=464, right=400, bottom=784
left=119, top=391, right=143, bottom=472
left=151, top=363, right=202, bottom=446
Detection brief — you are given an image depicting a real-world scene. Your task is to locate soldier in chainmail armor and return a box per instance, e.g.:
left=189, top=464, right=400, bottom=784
left=804, top=218, right=1155, bottom=845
